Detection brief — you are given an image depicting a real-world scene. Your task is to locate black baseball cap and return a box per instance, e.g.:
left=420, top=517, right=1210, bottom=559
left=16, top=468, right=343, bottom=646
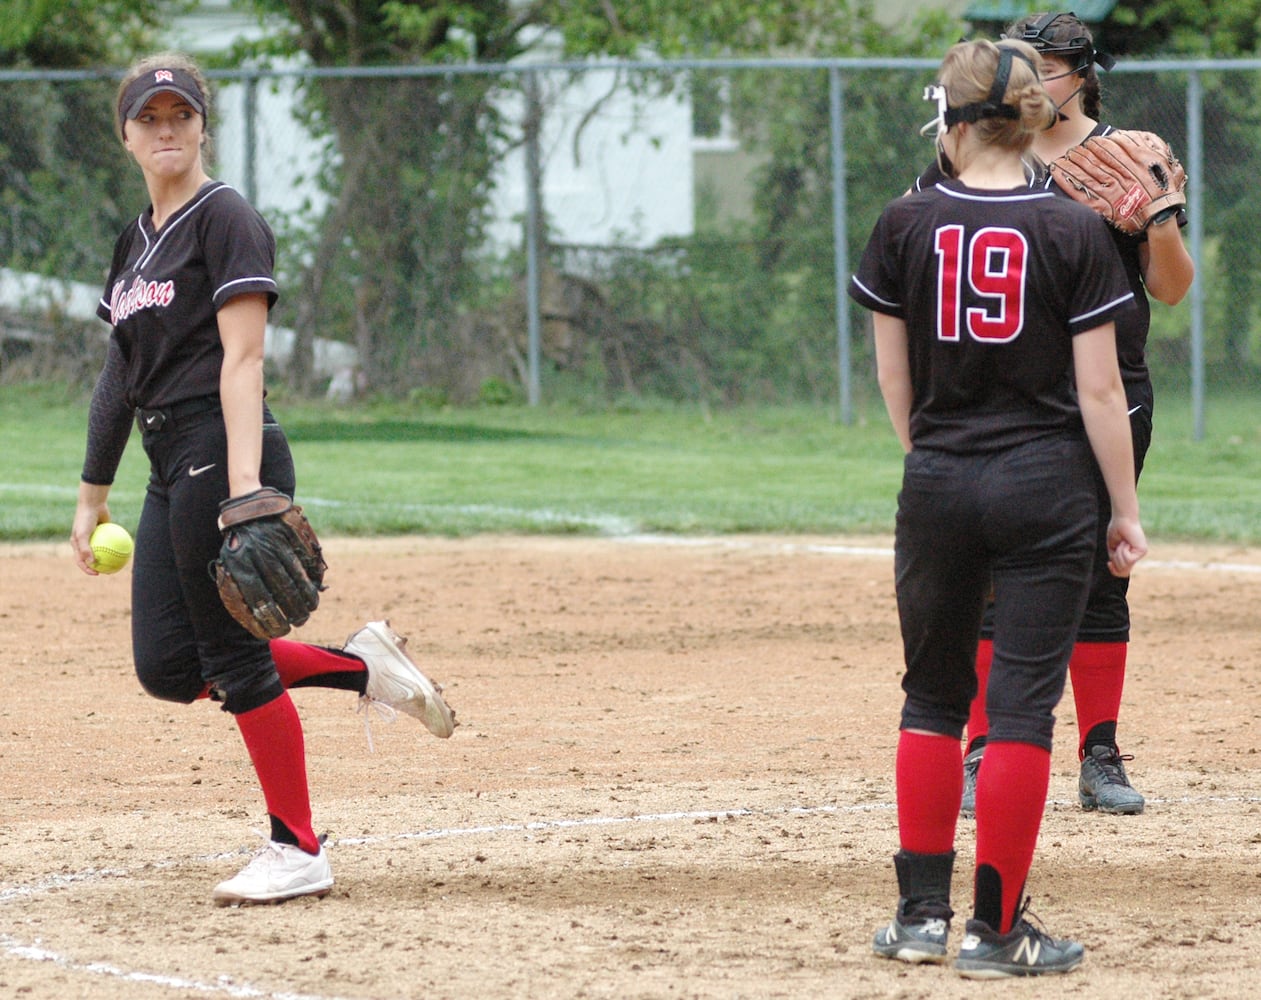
left=119, top=67, right=205, bottom=126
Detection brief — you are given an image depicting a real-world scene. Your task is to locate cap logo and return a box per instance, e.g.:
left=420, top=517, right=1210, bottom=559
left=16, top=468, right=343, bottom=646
left=119, top=66, right=206, bottom=126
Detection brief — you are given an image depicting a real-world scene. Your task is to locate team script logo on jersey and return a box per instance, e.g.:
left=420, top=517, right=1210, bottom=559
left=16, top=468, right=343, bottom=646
left=110, top=275, right=176, bottom=324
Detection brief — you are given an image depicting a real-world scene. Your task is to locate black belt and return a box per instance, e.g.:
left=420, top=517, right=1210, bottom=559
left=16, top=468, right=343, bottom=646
left=135, top=395, right=221, bottom=433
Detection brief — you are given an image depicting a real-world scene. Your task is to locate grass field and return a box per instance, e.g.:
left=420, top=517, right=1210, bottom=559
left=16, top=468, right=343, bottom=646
left=1, top=380, right=1258, bottom=543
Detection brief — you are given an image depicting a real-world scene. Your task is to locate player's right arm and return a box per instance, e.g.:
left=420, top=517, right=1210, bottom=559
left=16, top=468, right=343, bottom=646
left=73, top=336, right=132, bottom=575
left=1072, top=322, right=1148, bottom=576
left=873, top=313, right=913, bottom=454
left=71, top=483, right=111, bottom=576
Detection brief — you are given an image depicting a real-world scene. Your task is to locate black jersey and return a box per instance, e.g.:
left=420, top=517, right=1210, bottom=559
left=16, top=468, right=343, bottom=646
left=849, top=178, right=1135, bottom=454
left=95, top=181, right=278, bottom=409
left=1038, top=123, right=1183, bottom=389
left=914, top=123, right=1187, bottom=391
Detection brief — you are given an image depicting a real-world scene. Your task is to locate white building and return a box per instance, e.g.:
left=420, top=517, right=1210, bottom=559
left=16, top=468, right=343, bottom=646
left=486, top=51, right=695, bottom=251
left=168, top=3, right=695, bottom=251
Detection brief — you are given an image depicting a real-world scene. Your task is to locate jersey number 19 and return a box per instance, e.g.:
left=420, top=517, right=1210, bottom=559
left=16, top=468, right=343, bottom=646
left=935, top=225, right=1027, bottom=344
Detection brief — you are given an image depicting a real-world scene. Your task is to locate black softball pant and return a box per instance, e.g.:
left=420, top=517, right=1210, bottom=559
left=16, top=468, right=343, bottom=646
left=895, top=436, right=1098, bottom=751
left=132, top=401, right=292, bottom=714
left=981, top=386, right=1152, bottom=644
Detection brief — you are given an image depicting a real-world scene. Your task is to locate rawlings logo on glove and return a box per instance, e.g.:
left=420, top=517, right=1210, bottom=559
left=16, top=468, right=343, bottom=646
left=210, top=486, right=327, bottom=639
left=1049, top=129, right=1187, bottom=234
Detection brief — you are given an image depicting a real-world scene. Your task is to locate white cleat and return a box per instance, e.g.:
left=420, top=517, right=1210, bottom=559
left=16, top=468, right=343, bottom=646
left=347, top=620, right=457, bottom=738
left=213, top=839, right=333, bottom=906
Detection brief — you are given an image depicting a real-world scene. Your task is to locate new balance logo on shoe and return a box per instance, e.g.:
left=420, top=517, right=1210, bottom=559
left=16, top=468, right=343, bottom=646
left=872, top=903, right=950, bottom=964
left=954, top=908, right=1084, bottom=979
left=1012, top=935, right=1042, bottom=966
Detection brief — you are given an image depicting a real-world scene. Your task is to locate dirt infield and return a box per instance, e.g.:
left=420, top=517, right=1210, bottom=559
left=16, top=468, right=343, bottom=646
left=2, top=535, right=1259, bottom=999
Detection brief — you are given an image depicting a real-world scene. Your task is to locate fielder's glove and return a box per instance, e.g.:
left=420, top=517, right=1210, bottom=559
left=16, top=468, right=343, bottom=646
left=211, top=486, right=327, bottom=639
left=1049, top=130, right=1187, bottom=234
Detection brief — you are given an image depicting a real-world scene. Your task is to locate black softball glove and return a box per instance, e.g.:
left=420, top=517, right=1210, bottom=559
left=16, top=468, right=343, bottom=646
left=210, top=487, right=327, bottom=639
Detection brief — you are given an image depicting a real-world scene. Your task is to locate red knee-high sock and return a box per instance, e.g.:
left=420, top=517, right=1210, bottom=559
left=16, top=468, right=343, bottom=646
left=270, top=639, right=366, bottom=692
left=973, top=741, right=1051, bottom=932
left=234, top=693, right=319, bottom=855
left=1068, top=641, right=1127, bottom=758
left=193, top=642, right=366, bottom=701
left=896, top=731, right=963, bottom=855
left=965, top=640, right=993, bottom=752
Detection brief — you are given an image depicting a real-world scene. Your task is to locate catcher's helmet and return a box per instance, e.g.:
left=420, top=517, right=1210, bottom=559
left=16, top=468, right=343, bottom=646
left=1005, top=11, right=1116, bottom=74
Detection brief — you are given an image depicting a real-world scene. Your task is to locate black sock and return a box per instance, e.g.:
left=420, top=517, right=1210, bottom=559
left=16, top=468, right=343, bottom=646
left=269, top=814, right=300, bottom=847
left=1083, top=721, right=1118, bottom=754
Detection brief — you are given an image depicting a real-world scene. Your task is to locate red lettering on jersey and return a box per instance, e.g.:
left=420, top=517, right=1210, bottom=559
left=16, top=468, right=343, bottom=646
left=935, top=225, right=965, bottom=342
left=966, top=228, right=1026, bottom=342
left=935, top=226, right=1027, bottom=344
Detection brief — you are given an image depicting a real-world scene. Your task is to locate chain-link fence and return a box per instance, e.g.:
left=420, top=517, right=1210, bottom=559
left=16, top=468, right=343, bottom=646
left=1, top=58, right=1255, bottom=429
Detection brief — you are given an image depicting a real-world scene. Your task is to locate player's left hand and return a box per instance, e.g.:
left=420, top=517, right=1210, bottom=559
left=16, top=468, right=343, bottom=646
left=211, top=487, right=328, bottom=638
left=1050, top=130, right=1187, bottom=235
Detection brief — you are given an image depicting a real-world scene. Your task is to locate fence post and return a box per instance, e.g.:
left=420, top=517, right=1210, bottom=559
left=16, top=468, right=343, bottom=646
left=829, top=66, right=852, bottom=426
left=524, top=70, right=543, bottom=407
left=1186, top=68, right=1205, bottom=441
left=243, top=72, right=258, bottom=207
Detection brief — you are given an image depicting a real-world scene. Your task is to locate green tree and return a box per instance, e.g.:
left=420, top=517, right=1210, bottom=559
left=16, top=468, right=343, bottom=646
left=234, top=2, right=536, bottom=393
left=233, top=1, right=953, bottom=399
left=0, top=0, right=172, bottom=281
left=1105, top=0, right=1261, bottom=371
left=642, top=8, right=959, bottom=402
left=1105, top=0, right=1261, bottom=56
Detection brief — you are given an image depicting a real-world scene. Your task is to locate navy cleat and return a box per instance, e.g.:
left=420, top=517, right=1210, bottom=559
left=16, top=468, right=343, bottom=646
left=955, top=901, right=1083, bottom=978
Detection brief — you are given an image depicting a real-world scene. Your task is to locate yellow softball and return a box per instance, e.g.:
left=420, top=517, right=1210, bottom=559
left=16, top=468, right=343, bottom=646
left=90, top=522, right=134, bottom=574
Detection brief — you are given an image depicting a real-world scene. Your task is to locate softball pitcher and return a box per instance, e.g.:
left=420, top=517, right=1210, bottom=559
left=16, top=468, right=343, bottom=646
left=850, top=39, right=1146, bottom=977
left=70, top=53, right=455, bottom=906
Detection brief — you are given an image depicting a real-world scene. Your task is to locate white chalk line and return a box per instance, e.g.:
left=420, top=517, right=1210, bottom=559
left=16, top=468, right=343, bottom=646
left=3, top=481, right=1259, bottom=571
left=0, top=934, right=351, bottom=1000
left=1146, top=557, right=1261, bottom=574
left=2, top=494, right=1258, bottom=572
left=0, top=802, right=861, bottom=1000
left=4, top=792, right=1261, bottom=999
left=617, top=534, right=1261, bottom=574
left=0, top=803, right=871, bottom=909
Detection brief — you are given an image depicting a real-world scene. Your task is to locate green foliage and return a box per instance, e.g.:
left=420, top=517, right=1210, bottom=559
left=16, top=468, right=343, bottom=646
left=565, top=53, right=937, bottom=405
left=226, top=0, right=961, bottom=402
left=538, top=8, right=955, bottom=405
left=0, top=0, right=173, bottom=66
left=477, top=375, right=516, bottom=405
left=0, top=2, right=170, bottom=282
left=1105, top=0, right=1261, bottom=57
left=0, top=1, right=59, bottom=51
left=234, top=1, right=531, bottom=395
left=1097, top=4, right=1261, bottom=369
left=7, top=1, right=1257, bottom=403
left=0, top=82, right=146, bottom=279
